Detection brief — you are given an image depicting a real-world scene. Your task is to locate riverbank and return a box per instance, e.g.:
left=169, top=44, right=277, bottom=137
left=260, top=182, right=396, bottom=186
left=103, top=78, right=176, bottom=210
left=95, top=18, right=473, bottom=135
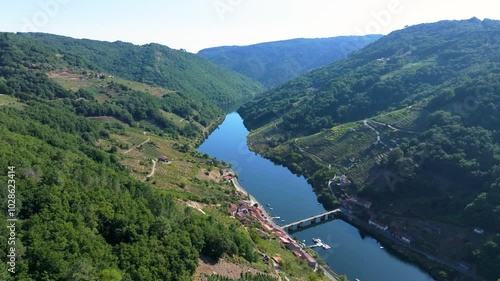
left=228, top=170, right=339, bottom=281
left=338, top=213, right=487, bottom=281
left=198, top=112, right=436, bottom=281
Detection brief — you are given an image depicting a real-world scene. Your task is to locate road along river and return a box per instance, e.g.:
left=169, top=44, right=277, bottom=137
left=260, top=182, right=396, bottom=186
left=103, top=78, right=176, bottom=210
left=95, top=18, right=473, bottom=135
left=198, top=112, right=435, bottom=281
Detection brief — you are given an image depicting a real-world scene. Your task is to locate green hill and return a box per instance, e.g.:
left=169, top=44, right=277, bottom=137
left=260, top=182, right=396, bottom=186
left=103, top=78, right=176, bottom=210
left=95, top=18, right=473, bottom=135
left=0, top=33, right=323, bottom=280
left=239, top=18, right=500, bottom=279
left=19, top=33, right=264, bottom=106
left=198, top=35, right=381, bottom=88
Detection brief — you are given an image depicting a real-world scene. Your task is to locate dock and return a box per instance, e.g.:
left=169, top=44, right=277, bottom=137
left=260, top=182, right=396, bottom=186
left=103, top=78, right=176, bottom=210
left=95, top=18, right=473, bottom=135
left=308, top=238, right=332, bottom=250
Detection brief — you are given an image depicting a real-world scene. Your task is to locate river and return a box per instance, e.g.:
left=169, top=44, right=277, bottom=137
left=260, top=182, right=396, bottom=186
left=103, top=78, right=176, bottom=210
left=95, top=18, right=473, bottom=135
left=198, top=112, right=435, bottom=281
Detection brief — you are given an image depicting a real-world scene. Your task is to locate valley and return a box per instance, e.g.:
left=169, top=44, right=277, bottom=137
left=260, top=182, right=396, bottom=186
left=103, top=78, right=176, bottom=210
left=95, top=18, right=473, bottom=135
left=0, top=11, right=498, bottom=281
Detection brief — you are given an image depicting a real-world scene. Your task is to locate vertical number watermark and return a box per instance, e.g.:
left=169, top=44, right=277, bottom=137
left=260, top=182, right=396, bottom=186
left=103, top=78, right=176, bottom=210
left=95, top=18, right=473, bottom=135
left=6, top=166, right=16, bottom=274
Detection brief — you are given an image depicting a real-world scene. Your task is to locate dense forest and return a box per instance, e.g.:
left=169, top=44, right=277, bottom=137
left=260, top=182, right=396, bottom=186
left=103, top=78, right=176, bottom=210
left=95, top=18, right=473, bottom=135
left=0, top=33, right=278, bottom=280
left=17, top=33, right=264, bottom=106
left=198, top=35, right=381, bottom=88
left=239, top=18, right=500, bottom=280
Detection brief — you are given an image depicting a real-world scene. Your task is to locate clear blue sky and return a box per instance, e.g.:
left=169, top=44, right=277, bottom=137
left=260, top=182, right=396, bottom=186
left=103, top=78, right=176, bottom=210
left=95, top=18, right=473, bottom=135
left=1, top=0, right=498, bottom=53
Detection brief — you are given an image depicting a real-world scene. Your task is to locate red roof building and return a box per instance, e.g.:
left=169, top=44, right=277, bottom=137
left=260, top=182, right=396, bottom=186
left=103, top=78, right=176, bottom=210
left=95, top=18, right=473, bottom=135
left=279, top=237, right=291, bottom=244
left=272, top=256, right=284, bottom=264
left=158, top=156, right=169, bottom=162
left=301, top=252, right=317, bottom=269
left=227, top=204, right=237, bottom=216
left=262, top=224, right=273, bottom=232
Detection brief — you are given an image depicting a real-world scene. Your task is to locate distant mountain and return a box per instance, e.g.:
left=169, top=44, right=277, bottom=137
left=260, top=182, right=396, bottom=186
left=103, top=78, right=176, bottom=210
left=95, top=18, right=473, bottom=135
left=198, top=35, right=382, bottom=88
left=19, top=33, right=264, bottom=106
left=239, top=18, right=500, bottom=280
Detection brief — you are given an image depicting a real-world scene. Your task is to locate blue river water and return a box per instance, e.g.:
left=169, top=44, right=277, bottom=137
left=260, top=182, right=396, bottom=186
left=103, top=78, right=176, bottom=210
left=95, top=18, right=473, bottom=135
left=198, top=112, right=435, bottom=281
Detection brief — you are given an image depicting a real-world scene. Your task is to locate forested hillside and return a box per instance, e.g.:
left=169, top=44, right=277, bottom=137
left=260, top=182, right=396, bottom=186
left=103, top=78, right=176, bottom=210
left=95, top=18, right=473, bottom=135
left=19, top=33, right=264, bottom=106
left=239, top=18, right=500, bottom=279
left=198, top=35, right=381, bottom=88
left=0, top=33, right=323, bottom=280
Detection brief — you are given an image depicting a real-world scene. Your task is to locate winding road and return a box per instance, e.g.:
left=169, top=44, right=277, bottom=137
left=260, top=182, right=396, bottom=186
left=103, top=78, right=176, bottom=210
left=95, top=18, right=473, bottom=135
left=370, top=120, right=418, bottom=134
left=146, top=159, right=157, bottom=178
left=363, top=120, right=390, bottom=148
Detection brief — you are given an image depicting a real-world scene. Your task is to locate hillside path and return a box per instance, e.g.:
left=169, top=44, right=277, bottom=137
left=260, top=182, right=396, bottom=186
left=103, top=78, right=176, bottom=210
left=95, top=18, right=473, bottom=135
left=124, top=137, right=150, bottom=154
left=144, top=159, right=157, bottom=179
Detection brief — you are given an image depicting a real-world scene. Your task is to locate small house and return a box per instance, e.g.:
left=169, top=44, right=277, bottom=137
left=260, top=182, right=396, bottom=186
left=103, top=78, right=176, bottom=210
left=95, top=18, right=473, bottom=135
left=285, top=241, right=301, bottom=252
left=272, top=256, right=284, bottom=264
left=227, top=204, right=237, bottom=216
left=395, top=232, right=412, bottom=244
left=279, top=237, right=291, bottom=244
left=301, top=252, right=317, bottom=269
left=293, top=251, right=302, bottom=258
left=401, top=236, right=412, bottom=244
left=158, top=156, right=169, bottom=163
left=262, top=224, right=273, bottom=232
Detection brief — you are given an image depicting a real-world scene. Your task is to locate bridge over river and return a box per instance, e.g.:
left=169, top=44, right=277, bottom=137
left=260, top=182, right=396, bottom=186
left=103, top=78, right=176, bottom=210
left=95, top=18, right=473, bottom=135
left=281, top=209, right=342, bottom=232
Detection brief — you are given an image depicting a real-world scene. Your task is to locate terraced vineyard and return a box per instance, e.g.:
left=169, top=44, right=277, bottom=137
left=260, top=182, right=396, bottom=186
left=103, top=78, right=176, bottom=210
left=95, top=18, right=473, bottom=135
left=371, top=105, right=429, bottom=132
left=298, top=124, right=376, bottom=164
left=346, top=154, right=385, bottom=188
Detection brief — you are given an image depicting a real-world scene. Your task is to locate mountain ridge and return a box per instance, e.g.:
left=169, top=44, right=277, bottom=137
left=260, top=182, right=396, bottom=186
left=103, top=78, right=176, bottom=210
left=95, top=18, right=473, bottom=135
left=198, top=35, right=382, bottom=87
left=17, top=32, right=264, bottom=106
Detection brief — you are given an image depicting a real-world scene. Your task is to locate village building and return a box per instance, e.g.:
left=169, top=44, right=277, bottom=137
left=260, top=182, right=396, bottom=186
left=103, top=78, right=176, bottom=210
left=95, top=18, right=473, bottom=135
left=285, top=241, right=301, bottom=252
left=227, top=203, right=237, bottom=216
left=301, top=252, right=318, bottom=269
left=279, top=237, right=291, bottom=244
left=333, top=174, right=352, bottom=187
left=395, top=232, right=412, bottom=244
left=262, top=224, right=273, bottom=232
left=401, top=236, right=412, bottom=244
left=272, top=256, right=284, bottom=265
left=158, top=156, right=169, bottom=163
left=347, top=197, right=373, bottom=209
left=369, top=219, right=388, bottom=231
